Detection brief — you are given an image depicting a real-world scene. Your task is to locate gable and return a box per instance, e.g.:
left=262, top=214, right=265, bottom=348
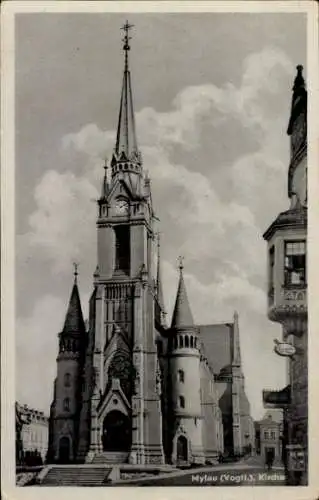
left=107, top=177, right=133, bottom=203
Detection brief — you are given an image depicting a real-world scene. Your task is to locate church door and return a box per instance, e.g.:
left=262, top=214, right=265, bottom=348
left=102, top=411, right=131, bottom=452
left=59, top=437, right=71, bottom=464
left=177, top=435, right=188, bottom=462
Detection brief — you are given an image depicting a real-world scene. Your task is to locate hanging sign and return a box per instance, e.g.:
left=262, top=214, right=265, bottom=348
left=274, top=340, right=296, bottom=358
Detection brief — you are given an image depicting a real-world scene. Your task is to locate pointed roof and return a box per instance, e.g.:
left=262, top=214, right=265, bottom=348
left=100, top=160, right=109, bottom=199
left=287, top=65, right=307, bottom=135
left=156, top=234, right=165, bottom=311
left=114, top=21, right=138, bottom=159
left=171, top=259, right=194, bottom=329
left=62, top=268, right=85, bottom=334
left=232, top=310, right=241, bottom=366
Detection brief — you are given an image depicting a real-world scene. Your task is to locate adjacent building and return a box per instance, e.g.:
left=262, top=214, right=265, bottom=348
left=262, top=65, right=307, bottom=485
left=255, top=410, right=283, bottom=464
left=16, top=402, right=49, bottom=463
left=47, top=24, right=254, bottom=467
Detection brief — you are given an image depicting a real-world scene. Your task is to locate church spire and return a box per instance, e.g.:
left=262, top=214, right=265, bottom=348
left=114, top=21, right=139, bottom=160
left=232, top=310, right=242, bottom=367
left=171, top=257, right=194, bottom=329
left=62, top=265, right=85, bottom=334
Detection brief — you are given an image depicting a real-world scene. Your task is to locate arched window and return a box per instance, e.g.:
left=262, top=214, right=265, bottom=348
left=190, top=336, right=193, bottom=348
left=64, top=373, right=71, bottom=387
left=178, top=369, right=185, bottom=383
left=63, top=398, right=70, bottom=412
left=185, top=336, right=189, bottom=348
left=179, top=336, right=184, bottom=348
left=179, top=396, right=185, bottom=408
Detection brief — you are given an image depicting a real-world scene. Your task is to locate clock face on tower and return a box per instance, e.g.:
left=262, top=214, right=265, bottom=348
left=114, top=199, right=129, bottom=216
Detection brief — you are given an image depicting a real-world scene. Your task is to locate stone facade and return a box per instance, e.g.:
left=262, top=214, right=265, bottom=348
left=47, top=26, right=253, bottom=467
left=263, top=66, right=307, bottom=485
left=255, top=411, right=283, bottom=464
left=16, top=402, right=49, bottom=463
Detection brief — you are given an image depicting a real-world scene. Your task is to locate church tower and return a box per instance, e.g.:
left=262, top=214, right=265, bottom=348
left=48, top=268, right=86, bottom=463
left=167, top=260, right=205, bottom=465
left=85, top=22, right=164, bottom=465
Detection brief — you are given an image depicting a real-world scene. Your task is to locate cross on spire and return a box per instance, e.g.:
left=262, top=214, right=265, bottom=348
left=178, top=255, right=184, bottom=271
left=73, top=262, right=79, bottom=283
left=121, top=20, right=134, bottom=69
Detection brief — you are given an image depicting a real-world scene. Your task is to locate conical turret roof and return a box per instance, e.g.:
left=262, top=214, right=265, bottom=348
left=171, top=260, right=194, bottom=328
left=62, top=273, right=85, bottom=334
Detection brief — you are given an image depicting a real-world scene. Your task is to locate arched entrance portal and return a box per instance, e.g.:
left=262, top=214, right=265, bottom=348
left=102, top=411, right=131, bottom=452
left=59, top=436, right=71, bottom=464
left=177, top=435, right=188, bottom=462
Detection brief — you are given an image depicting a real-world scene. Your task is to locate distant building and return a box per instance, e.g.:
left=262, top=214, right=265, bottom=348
left=47, top=24, right=254, bottom=467
left=255, top=411, right=283, bottom=464
left=262, top=65, right=307, bottom=485
left=16, top=402, right=49, bottom=463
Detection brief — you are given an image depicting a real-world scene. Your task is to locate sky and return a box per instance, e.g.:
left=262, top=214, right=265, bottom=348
left=15, top=12, right=307, bottom=420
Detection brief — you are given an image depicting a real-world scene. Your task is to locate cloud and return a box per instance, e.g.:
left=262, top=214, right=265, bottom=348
left=28, top=170, right=98, bottom=273
left=17, top=46, right=294, bottom=418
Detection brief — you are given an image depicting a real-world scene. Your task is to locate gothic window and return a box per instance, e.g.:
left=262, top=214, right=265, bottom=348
left=178, top=369, right=185, bottom=383
left=108, top=351, right=132, bottom=398
left=179, top=396, right=185, bottom=408
left=64, top=373, right=71, bottom=387
left=114, top=225, right=130, bottom=273
left=284, top=241, right=306, bottom=286
left=185, top=336, right=189, bottom=348
left=179, top=336, right=184, bottom=348
left=269, top=245, right=275, bottom=301
left=63, top=398, right=70, bottom=412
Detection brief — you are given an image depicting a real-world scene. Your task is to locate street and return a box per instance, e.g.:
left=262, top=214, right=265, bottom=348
left=119, top=455, right=286, bottom=486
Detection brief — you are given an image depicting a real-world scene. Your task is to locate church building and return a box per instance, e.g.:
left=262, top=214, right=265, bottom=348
left=47, top=23, right=254, bottom=467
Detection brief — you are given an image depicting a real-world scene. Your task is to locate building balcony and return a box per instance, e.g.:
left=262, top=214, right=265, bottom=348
left=268, top=284, right=307, bottom=324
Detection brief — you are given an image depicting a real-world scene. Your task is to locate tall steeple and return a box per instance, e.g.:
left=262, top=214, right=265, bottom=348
left=171, top=257, right=194, bottom=328
left=232, top=310, right=242, bottom=367
left=62, top=264, right=85, bottom=334
left=111, top=21, right=141, bottom=177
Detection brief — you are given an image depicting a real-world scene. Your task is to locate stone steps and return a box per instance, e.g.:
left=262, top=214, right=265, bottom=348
left=92, top=451, right=129, bottom=464
left=39, top=466, right=112, bottom=486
